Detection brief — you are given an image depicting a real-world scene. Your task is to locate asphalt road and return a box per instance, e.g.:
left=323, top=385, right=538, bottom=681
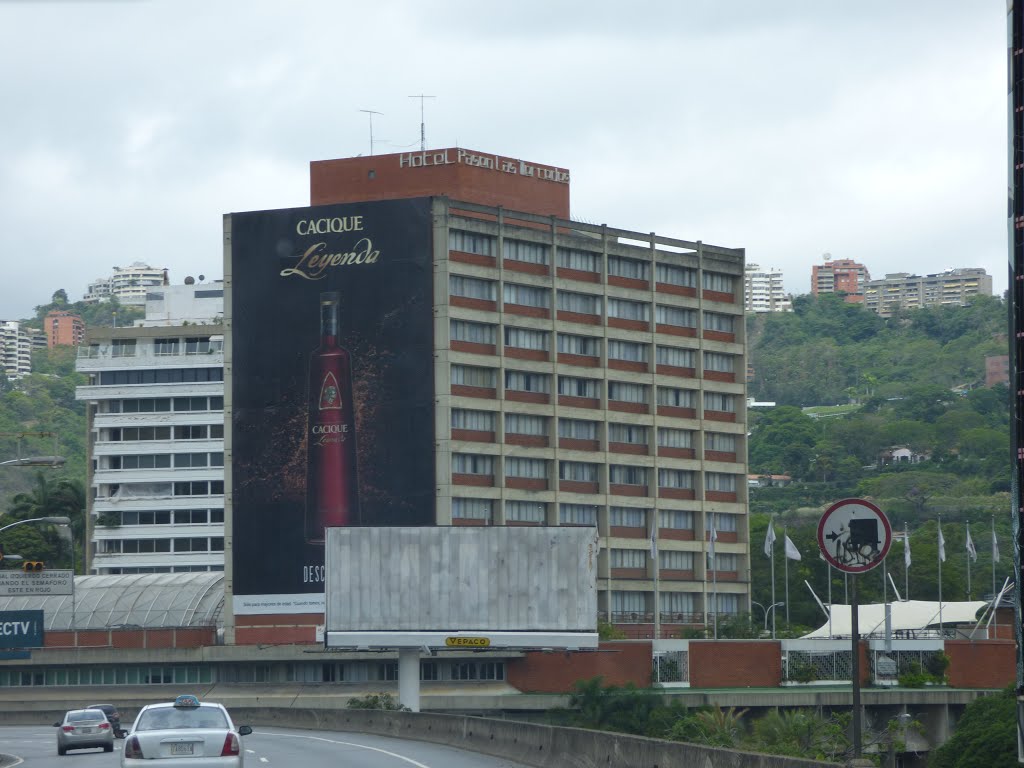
left=0, top=725, right=534, bottom=768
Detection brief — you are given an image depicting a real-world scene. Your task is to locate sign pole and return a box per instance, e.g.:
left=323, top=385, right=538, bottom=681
left=850, top=573, right=862, bottom=759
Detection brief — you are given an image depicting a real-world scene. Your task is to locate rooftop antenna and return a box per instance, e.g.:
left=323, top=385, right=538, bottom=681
left=359, top=109, right=383, bottom=155
left=408, top=94, right=435, bottom=151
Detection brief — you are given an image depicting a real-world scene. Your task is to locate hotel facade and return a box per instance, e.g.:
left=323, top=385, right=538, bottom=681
left=226, top=148, right=750, bottom=643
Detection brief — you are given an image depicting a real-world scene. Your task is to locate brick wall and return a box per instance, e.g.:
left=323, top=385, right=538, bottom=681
left=506, top=641, right=652, bottom=693
left=945, top=640, right=1015, bottom=689
left=689, top=641, right=782, bottom=688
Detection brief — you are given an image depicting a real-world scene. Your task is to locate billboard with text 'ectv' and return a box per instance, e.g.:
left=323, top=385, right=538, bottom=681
left=228, top=198, right=435, bottom=616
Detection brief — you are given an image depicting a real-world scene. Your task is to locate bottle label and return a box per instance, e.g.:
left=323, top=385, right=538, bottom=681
left=318, top=372, right=343, bottom=411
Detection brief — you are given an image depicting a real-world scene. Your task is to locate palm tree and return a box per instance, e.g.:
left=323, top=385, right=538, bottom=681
left=5, top=472, right=85, bottom=572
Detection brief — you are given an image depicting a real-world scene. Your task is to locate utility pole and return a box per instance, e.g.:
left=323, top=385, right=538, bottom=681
left=408, top=94, right=435, bottom=151
left=358, top=109, right=383, bottom=156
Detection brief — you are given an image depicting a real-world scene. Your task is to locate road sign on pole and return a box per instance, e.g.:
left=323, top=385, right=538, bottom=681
left=817, top=498, right=892, bottom=574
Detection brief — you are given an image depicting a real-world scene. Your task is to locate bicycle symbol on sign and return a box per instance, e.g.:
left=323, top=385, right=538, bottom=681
left=824, top=518, right=882, bottom=568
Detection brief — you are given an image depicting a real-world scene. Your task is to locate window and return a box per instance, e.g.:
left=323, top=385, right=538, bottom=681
left=703, top=271, right=736, bottom=293
left=657, top=427, right=693, bottom=448
left=557, top=291, right=601, bottom=315
left=154, top=338, right=180, bottom=355
left=451, top=364, right=496, bottom=388
left=608, top=255, right=649, bottom=281
left=506, top=457, right=547, bottom=479
left=715, top=593, right=740, bottom=614
left=559, top=503, right=597, bottom=525
left=715, top=514, right=738, bottom=532
left=504, top=239, right=549, bottom=265
left=705, top=433, right=736, bottom=452
left=611, top=591, right=646, bottom=613
left=607, top=298, right=650, bottom=322
left=657, top=387, right=696, bottom=408
left=173, top=453, right=209, bottom=468
left=503, top=283, right=550, bottom=308
left=713, top=553, right=739, bottom=571
left=558, top=418, right=597, bottom=440
left=174, top=425, right=212, bottom=440
left=451, top=409, right=496, bottom=432
left=557, top=247, right=600, bottom=272
left=557, top=333, right=600, bottom=356
left=452, top=454, right=494, bottom=475
left=656, top=305, right=697, bottom=328
left=608, top=381, right=647, bottom=404
left=173, top=397, right=214, bottom=412
left=661, top=592, right=696, bottom=613
left=110, top=398, right=172, bottom=414
left=608, top=424, right=647, bottom=444
left=610, top=465, right=647, bottom=485
left=659, top=551, right=694, bottom=570
left=659, top=469, right=694, bottom=489
left=657, top=346, right=695, bottom=368
left=607, top=340, right=648, bottom=363
left=449, top=230, right=496, bottom=256
left=98, top=368, right=223, bottom=385
left=451, top=320, right=497, bottom=345
left=559, top=461, right=598, bottom=482
left=611, top=549, right=646, bottom=568
left=506, top=500, right=546, bottom=523
left=610, top=506, right=647, bottom=527
left=504, top=326, right=549, bottom=351
left=504, top=370, right=551, bottom=393
left=173, top=481, right=223, bottom=496
left=703, top=312, right=736, bottom=333
left=659, top=510, right=694, bottom=529
left=114, top=454, right=171, bottom=470
left=449, top=274, right=496, bottom=301
left=184, top=337, right=215, bottom=355
left=505, top=413, right=548, bottom=436
left=705, top=473, right=737, bottom=492
left=558, top=376, right=600, bottom=398
left=656, top=263, right=697, bottom=287
left=112, top=339, right=137, bottom=358
left=452, top=498, right=492, bottom=521
left=703, top=392, right=736, bottom=413
left=704, top=352, right=735, bottom=373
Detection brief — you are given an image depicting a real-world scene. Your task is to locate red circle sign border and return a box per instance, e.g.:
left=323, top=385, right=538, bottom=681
left=816, top=497, right=893, bottom=573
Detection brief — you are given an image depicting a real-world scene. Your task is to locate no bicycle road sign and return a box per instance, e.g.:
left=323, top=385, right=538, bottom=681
left=817, top=498, right=892, bottom=574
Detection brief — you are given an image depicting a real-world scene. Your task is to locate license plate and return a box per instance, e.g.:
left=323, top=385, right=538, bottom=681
left=171, top=743, right=194, bottom=755
left=79, top=727, right=94, bottom=734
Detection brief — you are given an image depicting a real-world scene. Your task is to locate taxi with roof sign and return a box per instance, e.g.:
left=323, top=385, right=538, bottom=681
left=122, top=694, right=253, bottom=767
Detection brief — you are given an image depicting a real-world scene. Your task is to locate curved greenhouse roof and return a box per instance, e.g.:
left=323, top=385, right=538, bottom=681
left=0, top=572, right=224, bottom=630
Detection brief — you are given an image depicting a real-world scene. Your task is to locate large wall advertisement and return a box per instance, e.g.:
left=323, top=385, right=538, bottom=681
left=228, top=198, right=435, bottom=615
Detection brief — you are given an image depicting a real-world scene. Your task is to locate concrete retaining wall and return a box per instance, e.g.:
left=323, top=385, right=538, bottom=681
left=230, top=707, right=837, bottom=768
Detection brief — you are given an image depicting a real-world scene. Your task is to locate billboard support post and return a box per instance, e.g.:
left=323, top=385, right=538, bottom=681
left=398, top=649, right=421, bottom=712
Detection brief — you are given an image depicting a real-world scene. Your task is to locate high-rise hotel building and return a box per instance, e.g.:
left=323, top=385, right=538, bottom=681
left=226, top=148, right=749, bottom=642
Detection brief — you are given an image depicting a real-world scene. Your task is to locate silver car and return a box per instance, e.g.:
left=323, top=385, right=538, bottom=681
left=122, top=694, right=252, bottom=768
left=55, top=707, right=115, bottom=755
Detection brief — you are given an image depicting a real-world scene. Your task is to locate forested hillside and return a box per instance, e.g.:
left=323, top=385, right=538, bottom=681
left=746, top=294, right=1013, bottom=629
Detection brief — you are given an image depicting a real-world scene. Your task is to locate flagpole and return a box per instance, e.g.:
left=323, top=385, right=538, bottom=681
left=966, top=520, right=972, bottom=601
left=784, top=526, right=790, bottom=625
left=770, top=528, right=777, bottom=640
left=992, top=515, right=998, bottom=600
left=652, top=517, right=661, bottom=640
left=827, top=562, right=833, bottom=638
left=937, top=517, right=944, bottom=634
left=904, top=523, right=910, bottom=600
left=712, top=513, right=718, bottom=640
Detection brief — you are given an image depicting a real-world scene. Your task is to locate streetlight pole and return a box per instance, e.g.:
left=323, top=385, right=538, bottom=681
left=0, top=516, right=74, bottom=628
left=751, top=600, right=785, bottom=637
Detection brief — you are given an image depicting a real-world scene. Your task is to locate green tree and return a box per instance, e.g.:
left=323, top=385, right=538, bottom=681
left=930, top=686, right=1016, bottom=768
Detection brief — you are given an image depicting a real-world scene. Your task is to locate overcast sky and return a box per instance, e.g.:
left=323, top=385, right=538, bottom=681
left=0, top=1, right=1007, bottom=320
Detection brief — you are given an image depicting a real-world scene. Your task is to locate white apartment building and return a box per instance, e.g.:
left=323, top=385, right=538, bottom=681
left=743, top=263, right=791, bottom=313
left=76, top=284, right=225, bottom=574
left=84, top=262, right=169, bottom=306
left=0, top=320, right=34, bottom=380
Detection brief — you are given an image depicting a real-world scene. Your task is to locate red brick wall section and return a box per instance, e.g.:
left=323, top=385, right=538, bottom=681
left=506, top=641, right=653, bottom=693
left=945, top=640, right=1016, bottom=689
left=688, top=641, right=782, bottom=688
left=112, top=630, right=146, bottom=649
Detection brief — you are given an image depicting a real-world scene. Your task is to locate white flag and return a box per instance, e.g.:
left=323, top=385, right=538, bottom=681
left=709, top=516, right=718, bottom=562
left=904, top=530, right=911, bottom=567
left=938, top=524, right=946, bottom=563
left=763, top=522, right=776, bottom=558
left=966, top=525, right=977, bottom=562
left=784, top=535, right=801, bottom=561
left=650, top=525, right=658, bottom=560
left=993, top=531, right=1001, bottom=563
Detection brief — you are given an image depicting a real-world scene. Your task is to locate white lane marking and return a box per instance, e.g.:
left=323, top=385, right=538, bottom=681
left=260, top=731, right=432, bottom=768
left=259, top=758, right=269, bottom=763
left=246, top=749, right=256, bottom=754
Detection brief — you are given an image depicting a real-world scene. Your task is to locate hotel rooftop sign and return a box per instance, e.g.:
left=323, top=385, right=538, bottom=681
left=398, top=148, right=570, bottom=185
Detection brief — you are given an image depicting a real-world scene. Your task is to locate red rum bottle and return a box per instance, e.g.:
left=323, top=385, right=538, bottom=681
left=305, top=291, right=358, bottom=543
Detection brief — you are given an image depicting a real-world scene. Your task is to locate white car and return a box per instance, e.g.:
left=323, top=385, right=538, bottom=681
left=122, top=695, right=253, bottom=767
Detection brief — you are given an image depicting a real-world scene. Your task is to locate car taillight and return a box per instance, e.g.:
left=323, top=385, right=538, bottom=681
left=220, top=732, right=240, bottom=756
left=99, top=722, right=111, bottom=729
left=124, top=736, right=144, bottom=759
left=62, top=726, right=75, bottom=733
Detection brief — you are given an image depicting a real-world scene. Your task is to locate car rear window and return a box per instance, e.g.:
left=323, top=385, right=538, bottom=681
left=136, top=706, right=228, bottom=731
left=69, top=710, right=106, bottom=722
